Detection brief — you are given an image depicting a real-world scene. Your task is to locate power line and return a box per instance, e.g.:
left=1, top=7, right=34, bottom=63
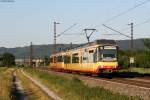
left=103, top=23, right=134, bottom=60
left=55, top=23, right=84, bottom=47
left=60, top=25, right=85, bottom=36
left=94, top=0, right=150, bottom=28
left=103, top=0, right=150, bottom=23
left=117, top=19, right=150, bottom=32
left=63, top=33, right=83, bottom=36
left=135, top=19, right=150, bottom=27
left=101, top=19, right=150, bottom=38
left=103, top=24, right=131, bottom=38
left=101, top=34, right=122, bottom=35
left=57, top=23, right=77, bottom=37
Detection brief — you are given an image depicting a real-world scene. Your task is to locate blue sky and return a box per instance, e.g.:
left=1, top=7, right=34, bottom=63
left=0, top=0, right=150, bottom=47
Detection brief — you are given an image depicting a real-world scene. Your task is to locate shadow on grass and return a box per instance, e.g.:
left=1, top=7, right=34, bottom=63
left=11, top=72, right=28, bottom=100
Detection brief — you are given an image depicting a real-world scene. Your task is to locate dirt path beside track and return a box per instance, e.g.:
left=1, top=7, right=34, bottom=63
left=18, top=69, right=62, bottom=100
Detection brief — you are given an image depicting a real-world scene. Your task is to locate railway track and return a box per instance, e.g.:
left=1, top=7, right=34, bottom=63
left=112, top=76, right=150, bottom=89
left=127, top=77, right=150, bottom=83
left=78, top=75, right=150, bottom=91
left=87, top=75, right=150, bottom=89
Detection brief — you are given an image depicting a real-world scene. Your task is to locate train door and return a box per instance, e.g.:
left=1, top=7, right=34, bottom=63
left=88, top=50, right=94, bottom=63
left=49, top=57, right=53, bottom=67
left=82, top=51, right=88, bottom=71
left=88, top=48, right=98, bottom=72
left=54, top=56, right=57, bottom=67
left=64, top=55, right=71, bottom=70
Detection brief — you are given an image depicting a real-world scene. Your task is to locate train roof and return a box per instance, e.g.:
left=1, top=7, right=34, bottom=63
left=50, top=39, right=117, bottom=56
left=71, top=39, right=116, bottom=49
left=86, top=39, right=116, bottom=46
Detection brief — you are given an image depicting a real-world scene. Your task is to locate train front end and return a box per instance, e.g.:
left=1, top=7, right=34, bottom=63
left=95, top=45, right=118, bottom=73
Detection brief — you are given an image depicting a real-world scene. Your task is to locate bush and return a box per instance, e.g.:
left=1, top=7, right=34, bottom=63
left=135, top=51, right=150, bottom=68
left=118, top=50, right=130, bottom=69
left=118, top=50, right=150, bottom=68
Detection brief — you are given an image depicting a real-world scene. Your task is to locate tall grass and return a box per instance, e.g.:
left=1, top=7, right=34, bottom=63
left=0, top=68, right=13, bottom=100
left=25, top=68, right=141, bottom=100
left=0, top=67, right=8, bottom=73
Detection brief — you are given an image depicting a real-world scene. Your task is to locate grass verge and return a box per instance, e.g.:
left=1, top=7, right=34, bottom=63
left=0, top=67, right=8, bottom=72
left=130, top=67, right=150, bottom=74
left=16, top=69, right=51, bottom=100
left=117, top=67, right=150, bottom=74
left=0, top=67, right=13, bottom=100
left=24, top=68, right=141, bottom=100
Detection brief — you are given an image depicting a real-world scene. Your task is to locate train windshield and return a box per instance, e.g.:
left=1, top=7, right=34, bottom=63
left=99, top=46, right=117, bottom=61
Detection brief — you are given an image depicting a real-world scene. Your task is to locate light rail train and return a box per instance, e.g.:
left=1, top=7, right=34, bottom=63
left=49, top=40, right=118, bottom=74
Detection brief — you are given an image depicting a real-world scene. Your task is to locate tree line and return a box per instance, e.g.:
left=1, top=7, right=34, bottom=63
left=0, top=50, right=150, bottom=68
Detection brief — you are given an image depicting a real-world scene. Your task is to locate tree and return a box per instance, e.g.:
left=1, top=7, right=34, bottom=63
left=43, top=56, right=50, bottom=66
left=143, top=39, right=150, bottom=49
left=0, top=55, right=2, bottom=67
left=1, top=52, right=15, bottom=67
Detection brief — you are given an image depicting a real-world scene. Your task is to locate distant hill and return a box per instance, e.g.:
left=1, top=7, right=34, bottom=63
left=0, top=44, right=79, bottom=59
left=0, top=38, right=149, bottom=59
left=116, top=38, right=148, bottom=50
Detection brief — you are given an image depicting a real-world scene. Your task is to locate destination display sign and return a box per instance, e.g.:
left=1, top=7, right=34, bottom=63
left=104, top=46, right=116, bottom=49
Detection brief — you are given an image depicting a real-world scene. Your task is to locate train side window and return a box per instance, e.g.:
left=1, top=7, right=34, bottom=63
left=98, top=47, right=102, bottom=61
left=54, top=57, right=57, bottom=63
left=72, top=53, right=79, bottom=63
left=64, top=56, right=71, bottom=64
left=82, top=52, right=88, bottom=63
left=89, top=50, right=94, bottom=53
left=57, top=56, right=63, bottom=62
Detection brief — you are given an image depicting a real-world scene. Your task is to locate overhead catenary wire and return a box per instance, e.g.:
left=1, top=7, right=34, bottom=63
left=93, top=0, right=150, bottom=28
left=100, top=19, right=150, bottom=38
left=103, top=24, right=131, bottom=38
left=114, top=19, right=150, bottom=32
left=55, top=25, right=97, bottom=43
left=57, top=23, right=77, bottom=37
left=63, top=33, right=83, bottom=36
left=58, top=26, right=86, bottom=36
left=103, top=0, right=150, bottom=23
left=56, top=24, right=87, bottom=45
left=101, top=34, right=122, bottom=35
left=92, top=18, right=150, bottom=40
left=134, top=19, right=150, bottom=27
